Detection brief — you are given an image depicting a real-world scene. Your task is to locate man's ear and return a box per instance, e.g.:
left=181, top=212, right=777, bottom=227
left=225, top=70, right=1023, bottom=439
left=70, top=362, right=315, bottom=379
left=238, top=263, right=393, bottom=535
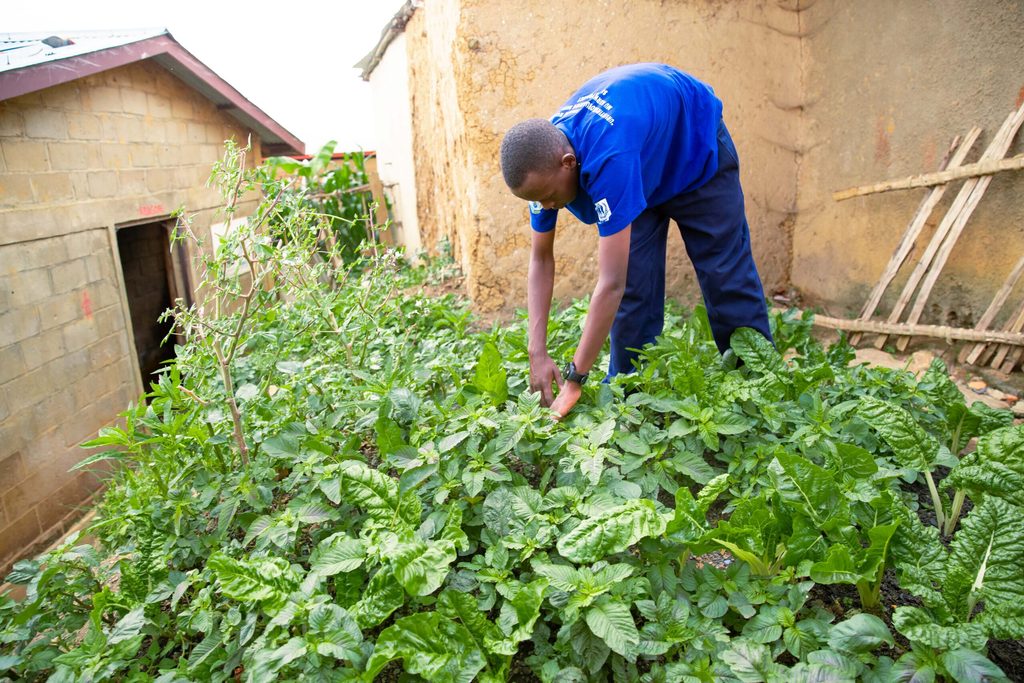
left=560, top=152, right=577, bottom=170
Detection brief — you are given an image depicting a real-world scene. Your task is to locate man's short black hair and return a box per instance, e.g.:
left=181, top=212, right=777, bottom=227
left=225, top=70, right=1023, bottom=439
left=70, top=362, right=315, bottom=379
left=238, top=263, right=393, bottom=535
left=500, top=118, right=568, bottom=189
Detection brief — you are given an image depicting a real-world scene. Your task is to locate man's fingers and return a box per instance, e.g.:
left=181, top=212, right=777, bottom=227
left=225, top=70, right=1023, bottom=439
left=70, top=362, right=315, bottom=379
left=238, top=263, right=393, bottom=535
left=541, top=385, right=554, bottom=407
left=554, top=366, right=564, bottom=388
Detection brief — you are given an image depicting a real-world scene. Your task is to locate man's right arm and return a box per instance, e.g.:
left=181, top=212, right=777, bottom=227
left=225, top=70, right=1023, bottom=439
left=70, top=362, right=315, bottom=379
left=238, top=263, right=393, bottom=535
left=527, top=228, right=562, bottom=406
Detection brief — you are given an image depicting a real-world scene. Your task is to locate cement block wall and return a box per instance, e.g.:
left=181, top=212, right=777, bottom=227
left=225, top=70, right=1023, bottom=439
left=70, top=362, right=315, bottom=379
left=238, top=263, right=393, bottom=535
left=0, top=59, right=260, bottom=574
left=403, top=0, right=800, bottom=317
left=794, top=0, right=1024, bottom=326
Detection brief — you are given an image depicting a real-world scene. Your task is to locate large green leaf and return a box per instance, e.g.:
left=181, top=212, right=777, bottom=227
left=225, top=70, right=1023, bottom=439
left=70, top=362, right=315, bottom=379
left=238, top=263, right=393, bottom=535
left=828, top=614, right=894, bottom=654
left=492, top=419, right=527, bottom=456
left=308, top=603, right=362, bottom=661
left=943, top=426, right=1024, bottom=507
left=809, top=544, right=859, bottom=585
left=437, top=589, right=502, bottom=649
left=557, top=499, right=667, bottom=564
left=375, top=415, right=407, bottom=456
left=741, top=606, right=790, bottom=644
left=207, top=553, right=297, bottom=607
left=892, top=606, right=988, bottom=651
left=585, top=596, right=639, bottom=657
left=890, top=502, right=945, bottom=599
left=493, top=578, right=548, bottom=654
left=772, top=450, right=845, bottom=531
left=940, top=648, right=1010, bottom=683
left=393, top=537, right=457, bottom=596
left=833, top=442, right=878, bottom=481
left=944, top=496, right=1024, bottom=624
left=730, top=327, right=789, bottom=398
left=107, top=606, right=147, bottom=645
left=310, top=534, right=365, bottom=577
left=530, top=561, right=581, bottom=591
left=473, top=342, right=508, bottom=406
left=351, top=567, right=405, bottom=629
left=665, top=474, right=728, bottom=544
left=336, top=460, right=421, bottom=531
left=365, top=612, right=486, bottom=683
left=809, top=523, right=897, bottom=586
left=720, top=639, right=787, bottom=682
left=859, top=396, right=939, bottom=471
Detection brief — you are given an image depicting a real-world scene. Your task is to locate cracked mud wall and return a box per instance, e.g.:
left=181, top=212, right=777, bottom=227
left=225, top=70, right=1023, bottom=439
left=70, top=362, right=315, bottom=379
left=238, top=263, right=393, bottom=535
left=406, top=0, right=801, bottom=317
left=794, top=0, right=1024, bottom=326
left=405, top=0, right=481, bottom=292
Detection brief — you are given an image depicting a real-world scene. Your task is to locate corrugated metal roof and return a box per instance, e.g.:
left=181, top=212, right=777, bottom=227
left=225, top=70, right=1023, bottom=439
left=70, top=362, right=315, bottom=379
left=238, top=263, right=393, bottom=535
left=0, top=29, right=304, bottom=155
left=0, top=28, right=167, bottom=73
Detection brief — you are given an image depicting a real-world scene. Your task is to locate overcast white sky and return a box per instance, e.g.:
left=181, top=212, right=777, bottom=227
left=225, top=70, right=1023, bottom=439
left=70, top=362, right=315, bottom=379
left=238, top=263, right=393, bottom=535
left=6, top=0, right=407, bottom=154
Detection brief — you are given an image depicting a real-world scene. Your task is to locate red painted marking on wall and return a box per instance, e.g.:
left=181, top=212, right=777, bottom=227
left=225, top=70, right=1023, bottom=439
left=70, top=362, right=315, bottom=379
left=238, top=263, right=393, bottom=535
left=139, top=203, right=166, bottom=216
left=81, top=290, right=93, bottom=320
left=921, top=136, right=937, bottom=172
left=874, top=115, right=892, bottom=166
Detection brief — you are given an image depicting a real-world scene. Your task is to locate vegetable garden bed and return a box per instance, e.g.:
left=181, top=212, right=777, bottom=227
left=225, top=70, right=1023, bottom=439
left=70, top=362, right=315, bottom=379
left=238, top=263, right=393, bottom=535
left=2, top=148, right=1022, bottom=682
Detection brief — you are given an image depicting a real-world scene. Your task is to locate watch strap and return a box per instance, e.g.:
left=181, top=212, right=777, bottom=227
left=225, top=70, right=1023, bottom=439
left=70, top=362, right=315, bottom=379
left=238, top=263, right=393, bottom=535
left=563, top=361, right=589, bottom=385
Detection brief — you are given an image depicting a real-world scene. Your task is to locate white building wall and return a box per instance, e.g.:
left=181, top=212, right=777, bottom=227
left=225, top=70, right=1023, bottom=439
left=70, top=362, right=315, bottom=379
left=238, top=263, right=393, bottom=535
left=368, top=33, right=421, bottom=258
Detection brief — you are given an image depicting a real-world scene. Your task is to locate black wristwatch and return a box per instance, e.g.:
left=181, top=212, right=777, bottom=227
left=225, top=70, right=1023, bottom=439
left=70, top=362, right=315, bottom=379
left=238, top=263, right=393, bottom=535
left=563, top=361, right=589, bottom=386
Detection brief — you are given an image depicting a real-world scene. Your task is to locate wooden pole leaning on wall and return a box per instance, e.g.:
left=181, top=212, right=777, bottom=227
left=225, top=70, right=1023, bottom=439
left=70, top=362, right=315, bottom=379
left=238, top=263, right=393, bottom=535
left=893, top=101, right=1024, bottom=352
left=989, top=297, right=1024, bottom=370
left=959, top=253, right=1024, bottom=365
left=848, top=130, right=979, bottom=346
left=873, top=101, right=1024, bottom=350
left=833, top=154, right=1024, bottom=201
left=811, top=314, right=1024, bottom=346
left=999, top=343, right=1024, bottom=374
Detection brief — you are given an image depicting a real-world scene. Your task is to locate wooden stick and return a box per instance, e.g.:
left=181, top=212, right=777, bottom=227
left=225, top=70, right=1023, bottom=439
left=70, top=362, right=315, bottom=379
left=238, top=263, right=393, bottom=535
left=990, top=297, right=1024, bottom=368
left=811, top=314, right=1024, bottom=345
left=833, top=154, right=1024, bottom=201
left=960, top=253, right=1024, bottom=364
left=875, top=103, right=1024, bottom=350
left=1000, top=346, right=1024, bottom=373
left=895, top=102, right=1024, bottom=351
left=849, top=131, right=979, bottom=345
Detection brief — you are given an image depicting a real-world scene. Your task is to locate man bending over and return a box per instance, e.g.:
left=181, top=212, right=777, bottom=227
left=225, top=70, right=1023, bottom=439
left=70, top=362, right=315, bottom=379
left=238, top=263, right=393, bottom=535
left=499, top=63, right=772, bottom=419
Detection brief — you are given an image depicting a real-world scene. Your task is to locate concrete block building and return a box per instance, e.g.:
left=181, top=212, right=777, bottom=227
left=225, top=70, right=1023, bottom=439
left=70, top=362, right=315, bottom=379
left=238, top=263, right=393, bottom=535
left=0, top=29, right=303, bottom=574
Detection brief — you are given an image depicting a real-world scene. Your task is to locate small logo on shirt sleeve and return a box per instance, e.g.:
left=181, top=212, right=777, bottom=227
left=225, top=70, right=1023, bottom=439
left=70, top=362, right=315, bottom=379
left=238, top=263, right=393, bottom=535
left=528, top=201, right=543, bottom=215
left=595, top=198, right=611, bottom=223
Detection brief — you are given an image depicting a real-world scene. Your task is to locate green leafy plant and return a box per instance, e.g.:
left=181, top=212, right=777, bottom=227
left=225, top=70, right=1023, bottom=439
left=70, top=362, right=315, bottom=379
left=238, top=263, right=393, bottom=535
left=2, top=143, right=1020, bottom=682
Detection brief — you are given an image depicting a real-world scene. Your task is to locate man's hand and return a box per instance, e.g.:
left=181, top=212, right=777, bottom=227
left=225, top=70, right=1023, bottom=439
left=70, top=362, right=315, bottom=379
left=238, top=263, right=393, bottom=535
left=529, top=353, right=563, bottom=407
left=550, top=380, right=582, bottom=420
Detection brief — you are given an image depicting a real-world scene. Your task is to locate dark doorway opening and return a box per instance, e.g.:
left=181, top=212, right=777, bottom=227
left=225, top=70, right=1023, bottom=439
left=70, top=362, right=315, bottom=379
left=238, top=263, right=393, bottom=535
left=116, top=220, right=191, bottom=391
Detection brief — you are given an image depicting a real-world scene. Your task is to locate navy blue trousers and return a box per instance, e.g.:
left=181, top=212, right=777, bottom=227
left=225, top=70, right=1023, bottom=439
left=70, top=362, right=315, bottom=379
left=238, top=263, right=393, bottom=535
left=606, top=121, right=773, bottom=377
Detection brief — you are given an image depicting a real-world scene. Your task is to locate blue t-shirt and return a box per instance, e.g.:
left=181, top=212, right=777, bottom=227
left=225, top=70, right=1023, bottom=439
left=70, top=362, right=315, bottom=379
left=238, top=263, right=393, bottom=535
left=529, top=63, right=723, bottom=237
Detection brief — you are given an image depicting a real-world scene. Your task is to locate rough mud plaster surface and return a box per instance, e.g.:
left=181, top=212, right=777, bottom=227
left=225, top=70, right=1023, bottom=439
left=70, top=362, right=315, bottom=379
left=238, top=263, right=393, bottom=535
left=410, top=0, right=800, bottom=317
left=795, top=0, right=1024, bottom=325
left=406, top=0, right=480, bottom=295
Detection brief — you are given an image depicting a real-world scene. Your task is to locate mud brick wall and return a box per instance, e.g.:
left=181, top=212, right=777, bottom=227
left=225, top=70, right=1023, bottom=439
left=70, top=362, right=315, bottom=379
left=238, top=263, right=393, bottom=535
left=403, top=0, right=799, bottom=317
left=794, top=0, right=1024, bottom=324
left=0, top=59, right=260, bottom=575
left=396, top=0, right=1022, bottom=330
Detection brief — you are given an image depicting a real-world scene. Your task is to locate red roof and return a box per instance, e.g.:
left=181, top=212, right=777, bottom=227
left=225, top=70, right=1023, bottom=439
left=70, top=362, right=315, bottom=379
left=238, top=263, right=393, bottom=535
left=0, top=30, right=304, bottom=155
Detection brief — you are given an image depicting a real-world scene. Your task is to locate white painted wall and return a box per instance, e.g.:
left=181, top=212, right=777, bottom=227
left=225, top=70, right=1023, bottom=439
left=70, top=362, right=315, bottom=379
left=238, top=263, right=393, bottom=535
left=367, top=32, right=421, bottom=258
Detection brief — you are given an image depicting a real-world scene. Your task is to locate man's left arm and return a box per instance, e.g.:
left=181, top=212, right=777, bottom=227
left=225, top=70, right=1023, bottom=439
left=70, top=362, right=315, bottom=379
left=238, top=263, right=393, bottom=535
left=550, top=226, right=631, bottom=419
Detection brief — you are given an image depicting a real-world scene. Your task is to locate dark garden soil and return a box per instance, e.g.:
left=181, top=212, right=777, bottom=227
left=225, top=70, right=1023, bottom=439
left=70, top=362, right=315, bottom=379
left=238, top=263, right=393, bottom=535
left=988, top=638, right=1024, bottom=682
left=809, top=567, right=1024, bottom=681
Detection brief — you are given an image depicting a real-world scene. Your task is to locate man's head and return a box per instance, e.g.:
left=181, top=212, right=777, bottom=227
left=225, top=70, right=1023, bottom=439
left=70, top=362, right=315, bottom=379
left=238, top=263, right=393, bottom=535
left=500, top=118, right=578, bottom=210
